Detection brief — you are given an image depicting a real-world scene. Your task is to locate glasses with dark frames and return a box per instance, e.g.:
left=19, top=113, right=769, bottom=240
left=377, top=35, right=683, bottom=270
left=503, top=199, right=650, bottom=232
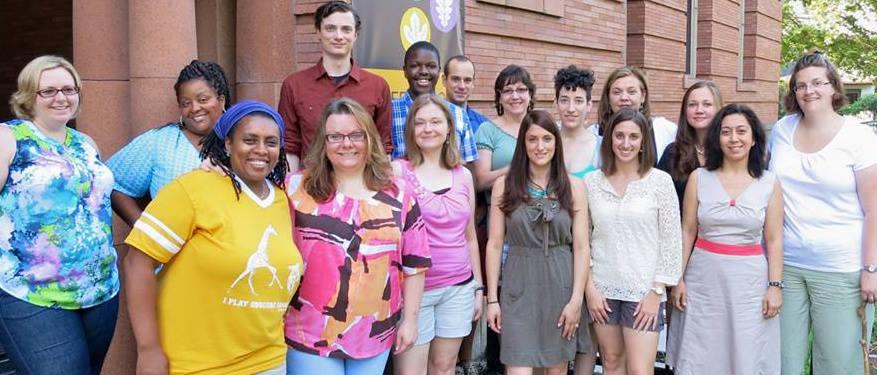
left=326, top=131, right=366, bottom=144
left=37, top=87, right=80, bottom=98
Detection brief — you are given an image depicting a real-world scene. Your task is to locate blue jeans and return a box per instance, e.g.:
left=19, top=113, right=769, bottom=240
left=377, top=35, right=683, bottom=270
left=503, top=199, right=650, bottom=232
left=286, top=348, right=390, bottom=375
left=0, top=289, right=119, bottom=375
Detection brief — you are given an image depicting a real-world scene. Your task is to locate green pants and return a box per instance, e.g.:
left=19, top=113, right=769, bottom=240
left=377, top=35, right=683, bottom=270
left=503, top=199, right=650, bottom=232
left=780, top=265, right=873, bottom=375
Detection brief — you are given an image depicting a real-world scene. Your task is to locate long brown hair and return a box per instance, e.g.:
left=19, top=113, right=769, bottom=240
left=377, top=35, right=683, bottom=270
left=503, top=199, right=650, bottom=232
left=596, top=66, right=650, bottom=136
left=403, top=94, right=461, bottom=169
left=667, top=81, right=723, bottom=181
left=303, top=97, right=394, bottom=202
left=600, top=108, right=656, bottom=176
left=499, top=110, right=573, bottom=216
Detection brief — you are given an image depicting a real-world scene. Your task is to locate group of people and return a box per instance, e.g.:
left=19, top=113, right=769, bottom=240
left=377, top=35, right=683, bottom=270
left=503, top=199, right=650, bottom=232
left=0, top=1, right=875, bottom=375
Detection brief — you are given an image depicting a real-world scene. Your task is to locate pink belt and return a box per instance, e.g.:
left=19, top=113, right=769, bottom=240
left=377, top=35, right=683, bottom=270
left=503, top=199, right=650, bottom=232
left=695, top=238, right=763, bottom=256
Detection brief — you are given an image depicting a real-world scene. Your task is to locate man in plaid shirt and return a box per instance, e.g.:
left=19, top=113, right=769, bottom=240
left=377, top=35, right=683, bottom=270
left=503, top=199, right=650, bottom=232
left=391, top=41, right=478, bottom=162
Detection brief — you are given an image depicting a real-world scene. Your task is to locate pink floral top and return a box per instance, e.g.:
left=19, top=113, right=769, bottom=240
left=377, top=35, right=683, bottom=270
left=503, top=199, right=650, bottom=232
left=283, top=174, right=431, bottom=359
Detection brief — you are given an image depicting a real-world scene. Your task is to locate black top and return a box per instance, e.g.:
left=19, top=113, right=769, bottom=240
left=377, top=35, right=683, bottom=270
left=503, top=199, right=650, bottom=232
left=657, top=142, right=687, bottom=214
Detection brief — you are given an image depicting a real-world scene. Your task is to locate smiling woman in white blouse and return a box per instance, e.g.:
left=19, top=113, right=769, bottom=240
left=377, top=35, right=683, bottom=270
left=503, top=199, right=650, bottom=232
left=584, top=108, right=682, bottom=375
left=770, top=51, right=877, bottom=375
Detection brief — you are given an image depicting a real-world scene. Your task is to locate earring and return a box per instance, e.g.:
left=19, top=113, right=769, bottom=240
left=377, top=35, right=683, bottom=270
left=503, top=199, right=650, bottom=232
left=179, top=116, right=185, bottom=128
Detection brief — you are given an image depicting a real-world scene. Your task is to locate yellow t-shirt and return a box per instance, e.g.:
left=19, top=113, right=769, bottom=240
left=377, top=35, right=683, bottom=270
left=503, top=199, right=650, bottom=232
left=126, top=171, right=302, bottom=375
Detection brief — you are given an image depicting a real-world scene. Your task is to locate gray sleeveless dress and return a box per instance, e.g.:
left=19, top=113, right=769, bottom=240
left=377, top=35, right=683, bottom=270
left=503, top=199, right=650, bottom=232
left=500, top=197, right=579, bottom=367
left=666, top=168, right=780, bottom=375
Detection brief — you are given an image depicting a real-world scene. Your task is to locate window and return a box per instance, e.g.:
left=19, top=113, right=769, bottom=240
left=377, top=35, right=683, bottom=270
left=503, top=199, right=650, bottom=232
left=477, top=0, right=564, bottom=17
left=685, top=0, right=699, bottom=77
left=738, top=0, right=757, bottom=83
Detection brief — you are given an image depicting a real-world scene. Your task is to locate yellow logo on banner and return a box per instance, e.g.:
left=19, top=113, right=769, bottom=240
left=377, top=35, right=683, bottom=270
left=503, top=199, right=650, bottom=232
left=400, top=7, right=431, bottom=51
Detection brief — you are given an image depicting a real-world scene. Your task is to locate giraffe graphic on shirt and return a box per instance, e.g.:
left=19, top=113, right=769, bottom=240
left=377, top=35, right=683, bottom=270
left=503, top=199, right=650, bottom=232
left=229, top=224, right=282, bottom=295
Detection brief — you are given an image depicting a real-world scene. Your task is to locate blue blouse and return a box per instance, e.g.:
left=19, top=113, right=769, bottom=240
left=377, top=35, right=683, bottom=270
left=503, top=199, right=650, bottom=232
left=107, top=123, right=200, bottom=198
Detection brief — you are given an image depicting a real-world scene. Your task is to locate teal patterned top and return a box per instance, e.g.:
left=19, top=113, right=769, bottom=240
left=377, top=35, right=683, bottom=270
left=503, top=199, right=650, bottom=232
left=0, top=119, right=119, bottom=309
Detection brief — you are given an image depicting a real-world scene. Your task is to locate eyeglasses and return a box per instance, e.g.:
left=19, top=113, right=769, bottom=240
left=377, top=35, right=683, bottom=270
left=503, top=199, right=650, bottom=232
left=36, top=86, right=80, bottom=98
left=793, top=81, right=832, bottom=93
left=326, top=131, right=366, bottom=144
left=500, top=87, right=529, bottom=96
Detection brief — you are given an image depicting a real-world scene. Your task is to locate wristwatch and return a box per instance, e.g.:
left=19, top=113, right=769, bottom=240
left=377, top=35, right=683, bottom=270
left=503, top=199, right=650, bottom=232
left=650, top=285, right=665, bottom=296
left=864, top=264, right=877, bottom=273
left=768, top=280, right=784, bottom=289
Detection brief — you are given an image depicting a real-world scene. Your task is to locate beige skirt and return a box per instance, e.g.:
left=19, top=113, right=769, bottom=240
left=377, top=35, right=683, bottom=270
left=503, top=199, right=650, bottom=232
left=666, top=248, right=780, bottom=375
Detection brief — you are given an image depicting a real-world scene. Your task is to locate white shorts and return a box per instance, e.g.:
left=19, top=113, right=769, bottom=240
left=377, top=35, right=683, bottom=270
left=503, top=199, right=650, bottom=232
left=415, top=280, right=477, bottom=345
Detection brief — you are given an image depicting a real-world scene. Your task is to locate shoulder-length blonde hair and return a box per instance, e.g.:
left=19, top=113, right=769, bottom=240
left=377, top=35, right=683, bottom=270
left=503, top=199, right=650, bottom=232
left=10, top=55, right=83, bottom=120
left=403, top=94, right=461, bottom=169
left=303, top=97, right=394, bottom=202
left=597, top=66, right=650, bottom=135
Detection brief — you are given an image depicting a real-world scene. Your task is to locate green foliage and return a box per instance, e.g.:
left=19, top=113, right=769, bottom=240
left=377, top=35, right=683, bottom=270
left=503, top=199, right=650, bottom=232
left=778, top=81, right=789, bottom=118
left=782, top=0, right=877, bottom=80
left=839, top=94, right=877, bottom=119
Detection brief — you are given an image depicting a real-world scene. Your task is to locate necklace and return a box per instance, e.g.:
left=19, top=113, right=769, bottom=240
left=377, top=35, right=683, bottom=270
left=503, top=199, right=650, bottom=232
left=695, top=145, right=705, bottom=156
left=257, top=183, right=270, bottom=199
left=527, top=180, right=549, bottom=198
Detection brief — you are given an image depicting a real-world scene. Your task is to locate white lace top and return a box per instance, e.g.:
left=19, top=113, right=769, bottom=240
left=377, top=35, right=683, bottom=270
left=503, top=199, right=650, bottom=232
left=585, top=169, right=682, bottom=302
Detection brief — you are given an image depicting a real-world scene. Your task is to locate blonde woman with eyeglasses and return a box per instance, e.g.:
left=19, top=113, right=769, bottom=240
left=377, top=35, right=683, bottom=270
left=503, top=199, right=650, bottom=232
left=0, top=55, right=120, bottom=374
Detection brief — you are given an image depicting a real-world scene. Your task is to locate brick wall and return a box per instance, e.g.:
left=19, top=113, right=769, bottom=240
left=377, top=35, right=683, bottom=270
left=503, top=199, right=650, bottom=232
left=0, top=1, right=73, bottom=121
left=695, top=0, right=782, bottom=122
left=464, top=0, right=626, bottom=121
left=287, top=0, right=780, bottom=124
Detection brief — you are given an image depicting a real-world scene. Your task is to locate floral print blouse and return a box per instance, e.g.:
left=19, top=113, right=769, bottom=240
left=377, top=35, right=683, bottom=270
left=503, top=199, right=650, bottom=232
left=0, top=119, right=119, bottom=309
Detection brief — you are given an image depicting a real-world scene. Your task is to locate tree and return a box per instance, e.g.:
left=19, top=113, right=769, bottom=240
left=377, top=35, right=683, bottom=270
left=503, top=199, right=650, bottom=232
left=782, top=0, right=877, bottom=80
left=839, top=94, right=877, bottom=120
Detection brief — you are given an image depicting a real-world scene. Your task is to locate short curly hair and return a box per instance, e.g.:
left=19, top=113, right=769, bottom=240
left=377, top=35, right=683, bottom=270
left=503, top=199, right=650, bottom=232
left=553, top=65, right=595, bottom=101
left=10, top=55, right=82, bottom=120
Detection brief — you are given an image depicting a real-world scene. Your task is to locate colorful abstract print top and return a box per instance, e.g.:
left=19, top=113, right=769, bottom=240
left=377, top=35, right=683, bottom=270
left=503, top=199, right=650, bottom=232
left=284, top=175, right=431, bottom=359
left=0, top=119, right=119, bottom=309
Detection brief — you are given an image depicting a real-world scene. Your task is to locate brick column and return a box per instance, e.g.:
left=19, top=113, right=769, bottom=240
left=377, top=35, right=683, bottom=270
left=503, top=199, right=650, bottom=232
left=128, top=0, right=198, bottom=136
left=73, top=0, right=130, bottom=157
left=235, top=0, right=295, bottom=106
left=196, top=0, right=237, bottom=99
left=626, top=0, right=689, bottom=118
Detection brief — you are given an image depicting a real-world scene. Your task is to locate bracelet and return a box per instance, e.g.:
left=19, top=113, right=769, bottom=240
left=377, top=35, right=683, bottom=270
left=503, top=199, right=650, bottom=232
left=487, top=300, right=499, bottom=305
left=474, top=286, right=485, bottom=293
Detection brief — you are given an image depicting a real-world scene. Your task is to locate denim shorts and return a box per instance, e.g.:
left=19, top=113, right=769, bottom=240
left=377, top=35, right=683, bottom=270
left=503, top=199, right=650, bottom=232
left=601, top=298, right=666, bottom=332
left=415, top=280, right=477, bottom=345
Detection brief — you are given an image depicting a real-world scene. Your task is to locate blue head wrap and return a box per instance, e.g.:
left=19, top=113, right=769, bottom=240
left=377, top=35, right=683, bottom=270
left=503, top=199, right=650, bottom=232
left=213, top=100, right=285, bottom=142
